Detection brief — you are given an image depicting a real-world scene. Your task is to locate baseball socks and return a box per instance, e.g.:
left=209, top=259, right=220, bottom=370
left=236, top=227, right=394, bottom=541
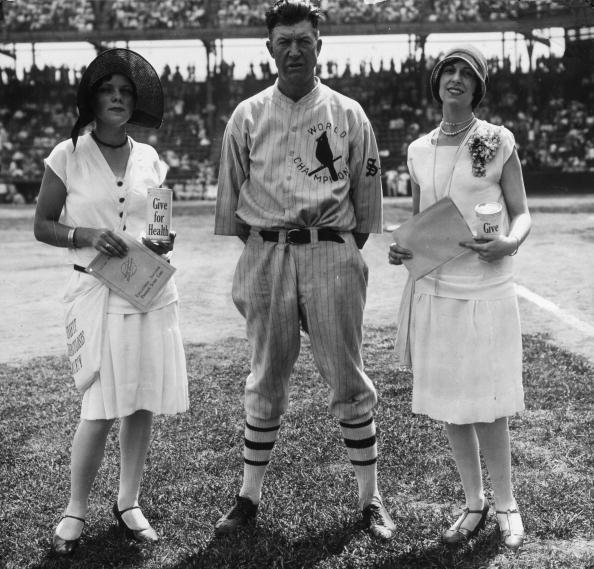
left=239, top=416, right=281, bottom=505
left=340, top=414, right=395, bottom=539
left=215, top=416, right=280, bottom=535
left=340, top=414, right=379, bottom=506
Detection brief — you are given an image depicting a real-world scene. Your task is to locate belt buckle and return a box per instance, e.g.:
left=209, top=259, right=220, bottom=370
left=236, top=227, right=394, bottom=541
left=286, top=228, right=303, bottom=245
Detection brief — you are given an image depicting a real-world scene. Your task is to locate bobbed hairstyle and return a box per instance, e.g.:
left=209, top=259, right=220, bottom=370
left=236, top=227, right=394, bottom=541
left=265, top=0, right=321, bottom=36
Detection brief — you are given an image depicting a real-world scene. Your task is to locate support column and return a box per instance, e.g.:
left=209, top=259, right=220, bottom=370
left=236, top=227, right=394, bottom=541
left=417, top=34, right=427, bottom=103
left=525, top=38, right=534, bottom=105
left=201, top=39, right=216, bottom=138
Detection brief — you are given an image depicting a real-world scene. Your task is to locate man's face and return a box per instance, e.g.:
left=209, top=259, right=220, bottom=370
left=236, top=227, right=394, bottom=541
left=267, top=20, right=321, bottom=93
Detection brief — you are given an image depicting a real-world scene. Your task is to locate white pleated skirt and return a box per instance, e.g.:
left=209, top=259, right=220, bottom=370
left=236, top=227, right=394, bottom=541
left=410, top=294, right=524, bottom=425
left=81, top=302, right=189, bottom=420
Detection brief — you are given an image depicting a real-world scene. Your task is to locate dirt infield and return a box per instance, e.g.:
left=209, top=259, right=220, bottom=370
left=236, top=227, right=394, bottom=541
left=1, top=194, right=593, bottom=366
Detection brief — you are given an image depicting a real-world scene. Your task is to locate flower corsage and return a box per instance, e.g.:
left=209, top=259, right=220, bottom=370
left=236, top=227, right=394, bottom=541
left=467, top=125, right=502, bottom=177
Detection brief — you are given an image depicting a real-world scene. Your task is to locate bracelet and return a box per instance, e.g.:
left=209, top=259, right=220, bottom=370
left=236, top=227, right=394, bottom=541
left=67, top=228, right=77, bottom=249
left=509, top=236, right=520, bottom=256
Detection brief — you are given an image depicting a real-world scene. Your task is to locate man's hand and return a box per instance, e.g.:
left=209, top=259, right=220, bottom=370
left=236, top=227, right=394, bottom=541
left=238, top=224, right=250, bottom=244
left=353, top=232, right=369, bottom=249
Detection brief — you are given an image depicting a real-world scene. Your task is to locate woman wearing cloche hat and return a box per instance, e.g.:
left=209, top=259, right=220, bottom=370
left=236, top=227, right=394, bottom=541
left=34, top=48, right=188, bottom=555
left=389, top=45, right=531, bottom=552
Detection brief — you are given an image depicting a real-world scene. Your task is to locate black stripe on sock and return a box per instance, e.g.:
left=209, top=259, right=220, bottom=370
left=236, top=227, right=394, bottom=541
left=344, top=435, right=376, bottom=449
left=246, top=422, right=280, bottom=433
left=244, top=458, right=270, bottom=466
left=244, top=438, right=276, bottom=451
left=339, top=416, right=374, bottom=429
left=350, top=457, right=377, bottom=466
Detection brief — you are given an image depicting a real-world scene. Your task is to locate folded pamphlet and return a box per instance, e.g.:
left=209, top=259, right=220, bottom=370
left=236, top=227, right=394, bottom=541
left=393, top=197, right=473, bottom=280
left=86, top=231, right=176, bottom=311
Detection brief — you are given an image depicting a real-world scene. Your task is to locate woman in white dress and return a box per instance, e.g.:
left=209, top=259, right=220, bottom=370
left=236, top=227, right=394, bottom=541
left=389, top=45, right=531, bottom=551
left=34, top=48, right=189, bottom=555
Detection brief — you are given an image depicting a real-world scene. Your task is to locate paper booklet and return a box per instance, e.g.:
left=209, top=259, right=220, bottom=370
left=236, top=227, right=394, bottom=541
left=393, top=197, right=474, bottom=280
left=86, top=231, right=176, bottom=311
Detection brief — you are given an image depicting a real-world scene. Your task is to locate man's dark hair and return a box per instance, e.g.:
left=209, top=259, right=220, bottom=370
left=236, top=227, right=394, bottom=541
left=265, top=1, right=321, bottom=35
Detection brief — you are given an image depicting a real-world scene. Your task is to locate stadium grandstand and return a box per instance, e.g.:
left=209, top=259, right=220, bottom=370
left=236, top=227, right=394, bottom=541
left=0, top=0, right=592, bottom=202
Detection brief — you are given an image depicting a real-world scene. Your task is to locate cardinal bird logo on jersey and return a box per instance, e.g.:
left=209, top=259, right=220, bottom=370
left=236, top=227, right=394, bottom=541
left=308, top=132, right=342, bottom=181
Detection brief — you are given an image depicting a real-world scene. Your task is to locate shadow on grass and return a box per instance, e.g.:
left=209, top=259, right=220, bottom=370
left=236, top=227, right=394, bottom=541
left=377, top=526, right=503, bottom=569
left=159, top=522, right=506, bottom=569
left=167, top=520, right=361, bottom=569
left=29, top=525, right=149, bottom=569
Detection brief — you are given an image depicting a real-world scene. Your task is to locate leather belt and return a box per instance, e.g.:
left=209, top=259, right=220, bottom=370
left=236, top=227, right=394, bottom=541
left=260, top=228, right=344, bottom=245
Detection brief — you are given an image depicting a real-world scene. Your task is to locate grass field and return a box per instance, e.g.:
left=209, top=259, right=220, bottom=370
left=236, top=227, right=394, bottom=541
left=1, top=327, right=593, bottom=569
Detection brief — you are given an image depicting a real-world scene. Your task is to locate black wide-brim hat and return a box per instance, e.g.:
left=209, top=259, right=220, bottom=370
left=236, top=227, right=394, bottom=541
left=430, top=44, right=488, bottom=109
left=71, top=48, right=164, bottom=145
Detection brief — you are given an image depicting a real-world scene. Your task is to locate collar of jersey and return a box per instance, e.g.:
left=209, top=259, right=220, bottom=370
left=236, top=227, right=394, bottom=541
left=273, top=76, right=322, bottom=107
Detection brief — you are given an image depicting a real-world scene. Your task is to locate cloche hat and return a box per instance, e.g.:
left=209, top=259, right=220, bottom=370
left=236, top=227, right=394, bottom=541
left=430, top=44, right=488, bottom=109
left=71, top=48, right=164, bottom=146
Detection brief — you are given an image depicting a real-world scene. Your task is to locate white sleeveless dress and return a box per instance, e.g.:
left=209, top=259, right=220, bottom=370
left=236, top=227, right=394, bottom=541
left=45, top=133, right=189, bottom=420
left=401, top=120, right=524, bottom=424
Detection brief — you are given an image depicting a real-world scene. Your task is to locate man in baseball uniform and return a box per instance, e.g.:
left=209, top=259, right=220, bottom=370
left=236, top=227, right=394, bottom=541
left=214, top=0, right=394, bottom=540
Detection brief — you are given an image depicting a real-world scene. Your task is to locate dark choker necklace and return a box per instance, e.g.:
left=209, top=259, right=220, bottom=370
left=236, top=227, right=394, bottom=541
left=91, top=130, right=128, bottom=149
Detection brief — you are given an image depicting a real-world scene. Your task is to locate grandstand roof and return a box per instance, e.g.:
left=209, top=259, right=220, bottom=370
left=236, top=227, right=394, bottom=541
left=1, top=11, right=592, bottom=44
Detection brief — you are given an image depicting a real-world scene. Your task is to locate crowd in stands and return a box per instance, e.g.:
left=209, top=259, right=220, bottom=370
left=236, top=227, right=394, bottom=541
left=1, top=43, right=592, bottom=202
left=1, top=0, right=587, bottom=31
left=107, top=0, right=209, bottom=30
left=1, top=0, right=95, bottom=32
left=317, top=0, right=585, bottom=25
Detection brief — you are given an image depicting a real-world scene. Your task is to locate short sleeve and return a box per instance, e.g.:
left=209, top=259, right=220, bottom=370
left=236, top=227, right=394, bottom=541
left=407, top=154, right=418, bottom=185
left=407, top=140, right=421, bottom=185
left=499, top=126, right=516, bottom=164
left=157, top=158, right=169, bottom=185
left=44, top=139, right=73, bottom=184
left=139, top=144, right=169, bottom=186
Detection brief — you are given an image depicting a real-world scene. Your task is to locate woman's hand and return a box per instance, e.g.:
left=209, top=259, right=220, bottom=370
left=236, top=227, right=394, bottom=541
left=77, top=227, right=128, bottom=257
left=389, top=242, right=413, bottom=265
left=142, top=231, right=176, bottom=255
left=459, top=235, right=518, bottom=262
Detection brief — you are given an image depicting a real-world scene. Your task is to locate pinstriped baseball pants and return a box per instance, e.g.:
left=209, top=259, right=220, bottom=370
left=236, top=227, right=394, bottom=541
left=231, top=229, right=378, bottom=422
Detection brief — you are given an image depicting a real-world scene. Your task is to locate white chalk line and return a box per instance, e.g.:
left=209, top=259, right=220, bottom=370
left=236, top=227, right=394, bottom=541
left=516, top=284, right=594, bottom=337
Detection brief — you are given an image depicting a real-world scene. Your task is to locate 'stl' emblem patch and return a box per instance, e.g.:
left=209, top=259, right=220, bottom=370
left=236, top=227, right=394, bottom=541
left=366, top=158, right=379, bottom=177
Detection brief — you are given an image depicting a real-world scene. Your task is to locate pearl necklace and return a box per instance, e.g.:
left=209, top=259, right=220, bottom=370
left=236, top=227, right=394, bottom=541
left=439, top=117, right=476, bottom=137
left=442, top=113, right=475, bottom=127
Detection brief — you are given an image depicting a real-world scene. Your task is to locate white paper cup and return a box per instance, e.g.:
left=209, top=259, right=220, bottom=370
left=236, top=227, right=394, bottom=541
left=475, top=202, right=502, bottom=240
left=146, top=187, right=172, bottom=241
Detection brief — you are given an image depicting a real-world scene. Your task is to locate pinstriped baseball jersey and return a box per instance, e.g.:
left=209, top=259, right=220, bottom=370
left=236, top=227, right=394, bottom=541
left=215, top=78, right=383, bottom=235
